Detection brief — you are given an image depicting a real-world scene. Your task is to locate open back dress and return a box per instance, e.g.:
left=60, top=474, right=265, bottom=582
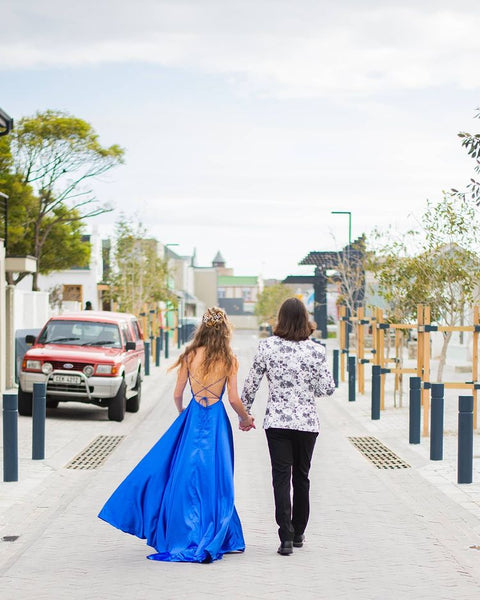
left=98, top=369, right=245, bottom=563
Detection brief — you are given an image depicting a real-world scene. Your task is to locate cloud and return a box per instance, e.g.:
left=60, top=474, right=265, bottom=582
left=2, top=1, right=480, bottom=97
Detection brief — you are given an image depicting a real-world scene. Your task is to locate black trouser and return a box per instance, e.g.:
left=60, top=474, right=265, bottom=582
left=265, top=428, right=318, bottom=542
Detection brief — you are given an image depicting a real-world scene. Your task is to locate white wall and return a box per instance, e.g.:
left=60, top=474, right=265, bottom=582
left=172, top=257, right=186, bottom=292
left=37, top=269, right=99, bottom=310
left=185, top=263, right=195, bottom=296
left=194, top=268, right=217, bottom=308
left=13, top=288, right=50, bottom=331
left=36, top=230, right=102, bottom=309
left=0, top=243, right=6, bottom=392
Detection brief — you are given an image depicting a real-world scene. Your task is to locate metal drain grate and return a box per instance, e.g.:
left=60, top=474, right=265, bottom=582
left=65, top=435, right=125, bottom=470
left=348, top=436, right=410, bottom=469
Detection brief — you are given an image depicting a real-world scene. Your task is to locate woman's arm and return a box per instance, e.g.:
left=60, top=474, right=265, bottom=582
left=173, top=361, right=189, bottom=413
left=227, top=367, right=255, bottom=430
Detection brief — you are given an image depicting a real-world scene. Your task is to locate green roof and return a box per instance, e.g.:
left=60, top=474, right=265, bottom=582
left=218, top=275, right=258, bottom=286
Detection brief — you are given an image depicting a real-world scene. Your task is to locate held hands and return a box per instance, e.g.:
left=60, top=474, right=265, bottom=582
left=239, top=414, right=256, bottom=431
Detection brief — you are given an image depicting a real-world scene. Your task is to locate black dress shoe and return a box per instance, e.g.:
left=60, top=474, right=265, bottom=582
left=293, top=534, right=305, bottom=548
left=277, top=541, right=293, bottom=555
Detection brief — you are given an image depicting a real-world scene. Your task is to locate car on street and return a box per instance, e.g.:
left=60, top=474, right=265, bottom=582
left=258, top=322, right=273, bottom=337
left=18, top=311, right=145, bottom=421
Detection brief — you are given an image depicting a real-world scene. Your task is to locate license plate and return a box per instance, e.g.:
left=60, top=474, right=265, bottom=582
left=52, top=374, right=81, bottom=384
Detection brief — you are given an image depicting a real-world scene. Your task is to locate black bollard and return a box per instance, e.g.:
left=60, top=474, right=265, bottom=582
left=430, top=383, right=444, bottom=460
left=144, top=341, right=150, bottom=376
left=3, top=393, right=18, bottom=482
left=371, top=365, right=381, bottom=420
left=32, top=382, right=46, bottom=460
left=160, top=328, right=164, bottom=351
left=332, top=349, right=339, bottom=388
left=155, top=336, right=161, bottom=367
left=348, top=356, right=356, bottom=402
left=409, top=377, right=421, bottom=444
left=165, top=330, right=170, bottom=359
left=458, top=395, right=473, bottom=484
left=177, top=326, right=181, bottom=349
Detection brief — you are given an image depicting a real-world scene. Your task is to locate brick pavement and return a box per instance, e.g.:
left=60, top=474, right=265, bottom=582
left=1, top=332, right=480, bottom=599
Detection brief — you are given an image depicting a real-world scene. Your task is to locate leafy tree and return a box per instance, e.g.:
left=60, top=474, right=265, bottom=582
left=108, top=217, right=175, bottom=315
left=370, top=193, right=480, bottom=381
left=0, top=137, right=37, bottom=262
left=38, top=205, right=90, bottom=273
left=255, top=283, right=293, bottom=326
left=368, top=226, right=427, bottom=324
left=456, top=108, right=480, bottom=204
left=331, top=235, right=367, bottom=315
left=1, top=136, right=91, bottom=283
left=11, top=109, right=124, bottom=207
left=5, top=110, right=124, bottom=288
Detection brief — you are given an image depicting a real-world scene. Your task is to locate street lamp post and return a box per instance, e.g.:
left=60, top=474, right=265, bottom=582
left=164, top=242, right=179, bottom=256
left=0, top=108, right=13, bottom=395
left=0, top=108, right=13, bottom=249
left=164, top=243, right=181, bottom=347
left=331, top=211, right=352, bottom=246
left=1, top=192, right=7, bottom=251
left=331, top=210, right=353, bottom=353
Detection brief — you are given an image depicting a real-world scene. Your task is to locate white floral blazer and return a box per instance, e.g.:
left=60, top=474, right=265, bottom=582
left=241, top=336, right=336, bottom=432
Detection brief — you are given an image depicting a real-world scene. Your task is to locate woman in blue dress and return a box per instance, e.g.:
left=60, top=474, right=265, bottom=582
left=98, top=307, right=255, bottom=563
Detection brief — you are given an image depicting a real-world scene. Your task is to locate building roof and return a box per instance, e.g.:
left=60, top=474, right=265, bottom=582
left=299, top=251, right=339, bottom=268
left=282, top=275, right=315, bottom=283
left=212, top=250, right=226, bottom=265
left=218, top=275, right=258, bottom=286
left=299, top=237, right=366, bottom=269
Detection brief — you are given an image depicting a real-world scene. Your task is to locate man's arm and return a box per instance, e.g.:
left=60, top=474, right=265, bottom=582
left=316, top=348, right=336, bottom=396
left=241, top=343, right=266, bottom=413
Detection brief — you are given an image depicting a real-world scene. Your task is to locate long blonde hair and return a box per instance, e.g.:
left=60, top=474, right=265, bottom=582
left=171, top=307, right=237, bottom=378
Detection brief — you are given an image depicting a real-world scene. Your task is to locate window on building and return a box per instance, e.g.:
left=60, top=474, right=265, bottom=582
left=218, top=288, right=226, bottom=299
left=242, top=288, right=252, bottom=301
left=63, top=285, right=82, bottom=303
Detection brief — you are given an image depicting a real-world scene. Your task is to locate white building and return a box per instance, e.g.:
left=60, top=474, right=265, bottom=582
left=35, top=232, right=105, bottom=313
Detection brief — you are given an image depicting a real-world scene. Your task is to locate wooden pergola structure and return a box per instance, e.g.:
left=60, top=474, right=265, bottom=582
left=283, top=239, right=365, bottom=338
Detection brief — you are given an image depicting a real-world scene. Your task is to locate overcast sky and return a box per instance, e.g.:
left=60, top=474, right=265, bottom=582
left=1, top=0, right=480, bottom=279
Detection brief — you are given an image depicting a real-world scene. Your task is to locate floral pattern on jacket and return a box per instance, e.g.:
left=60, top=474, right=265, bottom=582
left=241, top=336, right=335, bottom=432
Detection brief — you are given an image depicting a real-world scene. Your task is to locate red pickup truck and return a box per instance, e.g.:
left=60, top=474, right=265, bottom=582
left=18, top=311, right=145, bottom=422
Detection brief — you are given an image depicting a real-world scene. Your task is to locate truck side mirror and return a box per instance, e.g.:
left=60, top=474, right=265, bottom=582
left=125, top=341, right=136, bottom=351
left=25, top=335, right=36, bottom=344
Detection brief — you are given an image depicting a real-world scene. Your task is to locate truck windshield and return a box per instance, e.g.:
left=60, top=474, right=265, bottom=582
left=38, top=320, right=122, bottom=348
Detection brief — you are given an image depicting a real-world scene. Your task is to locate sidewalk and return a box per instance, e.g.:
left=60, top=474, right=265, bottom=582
left=0, top=344, right=184, bottom=569
left=1, top=332, right=480, bottom=599
left=338, top=342, right=480, bottom=521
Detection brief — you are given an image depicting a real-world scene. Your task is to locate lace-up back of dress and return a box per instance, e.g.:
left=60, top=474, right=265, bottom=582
left=188, top=372, right=226, bottom=407
left=187, top=349, right=227, bottom=407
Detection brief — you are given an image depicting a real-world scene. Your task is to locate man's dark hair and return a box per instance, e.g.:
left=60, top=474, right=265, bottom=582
left=273, top=297, right=316, bottom=341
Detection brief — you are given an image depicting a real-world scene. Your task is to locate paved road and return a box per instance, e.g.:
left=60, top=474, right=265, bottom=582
left=1, top=331, right=480, bottom=599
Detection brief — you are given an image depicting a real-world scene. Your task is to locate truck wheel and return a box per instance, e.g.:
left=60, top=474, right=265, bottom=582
left=126, top=374, right=141, bottom=413
left=108, top=379, right=126, bottom=422
left=18, top=387, right=33, bottom=416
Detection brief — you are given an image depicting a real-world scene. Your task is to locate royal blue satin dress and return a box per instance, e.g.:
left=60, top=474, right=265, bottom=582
left=98, top=376, right=245, bottom=563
